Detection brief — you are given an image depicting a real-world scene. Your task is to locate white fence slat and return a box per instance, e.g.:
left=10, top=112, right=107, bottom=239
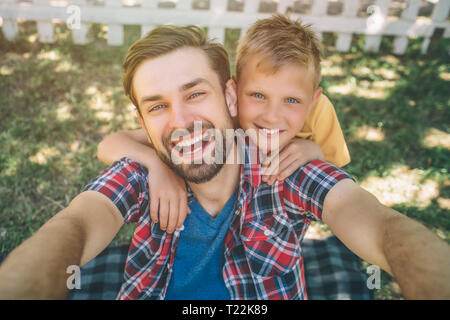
left=277, top=0, right=293, bottom=15
left=35, top=0, right=54, bottom=43
left=107, top=23, right=124, bottom=45
left=421, top=0, right=450, bottom=54
left=243, top=0, right=260, bottom=14
left=2, top=18, right=19, bottom=41
left=364, top=0, right=391, bottom=53
left=430, top=0, right=450, bottom=23
left=70, top=0, right=88, bottom=45
left=2, top=0, right=18, bottom=41
left=311, top=0, right=328, bottom=16
left=400, top=0, right=421, bottom=20
left=210, top=0, right=227, bottom=13
left=209, top=0, right=227, bottom=44
left=342, top=0, right=359, bottom=16
left=364, top=35, right=382, bottom=52
left=336, top=0, right=359, bottom=52
left=444, top=26, right=450, bottom=38
left=420, top=37, right=431, bottom=55
left=393, top=36, right=408, bottom=55
left=176, top=0, right=192, bottom=11
left=239, top=26, right=248, bottom=40
left=141, top=24, right=155, bottom=38
left=37, top=20, right=54, bottom=43
left=208, top=26, right=225, bottom=44
left=0, top=0, right=447, bottom=54
left=105, top=0, right=124, bottom=46
left=393, top=0, right=420, bottom=55
left=142, top=0, right=158, bottom=9
left=336, top=34, right=353, bottom=51
left=141, top=0, right=157, bottom=37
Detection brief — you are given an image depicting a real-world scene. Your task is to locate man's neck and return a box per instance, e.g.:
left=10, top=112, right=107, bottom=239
left=187, top=143, right=241, bottom=218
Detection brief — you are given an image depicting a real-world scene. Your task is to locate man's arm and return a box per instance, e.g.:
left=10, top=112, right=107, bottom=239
left=0, top=191, right=123, bottom=299
left=322, top=179, right=450, bottom=299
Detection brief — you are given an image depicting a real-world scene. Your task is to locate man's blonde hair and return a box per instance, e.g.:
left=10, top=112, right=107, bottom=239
left=236, top=14, right=322, bottom=89
left=123, top=25, right=230, bottom=110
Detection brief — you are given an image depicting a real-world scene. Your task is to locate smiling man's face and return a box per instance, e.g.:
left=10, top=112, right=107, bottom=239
left=133, top=47, right=236, bottom=183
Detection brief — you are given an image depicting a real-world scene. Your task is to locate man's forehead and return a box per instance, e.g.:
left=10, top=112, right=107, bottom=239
left=133, top=47, right=218, bottom=98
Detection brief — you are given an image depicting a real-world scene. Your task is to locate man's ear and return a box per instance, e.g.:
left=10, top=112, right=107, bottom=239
left=225, top=78, right=238, bottom=117
left=136, top=110, right=153, bottom=145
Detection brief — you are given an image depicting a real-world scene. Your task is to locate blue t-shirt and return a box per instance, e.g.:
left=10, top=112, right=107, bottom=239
left=164, top=188, right=238, bottom=300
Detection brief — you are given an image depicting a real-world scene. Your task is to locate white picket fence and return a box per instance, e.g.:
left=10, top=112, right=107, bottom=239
left=0, top=0, right=449, bottom=54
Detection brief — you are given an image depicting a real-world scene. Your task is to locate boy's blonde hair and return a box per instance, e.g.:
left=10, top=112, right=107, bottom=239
left=236, top=13, right=322, bottom=89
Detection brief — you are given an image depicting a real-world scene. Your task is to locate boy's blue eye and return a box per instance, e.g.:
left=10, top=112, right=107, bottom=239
left=252, top=93, right=264, bottom=99
left=286, top=97, right=299, bottom=104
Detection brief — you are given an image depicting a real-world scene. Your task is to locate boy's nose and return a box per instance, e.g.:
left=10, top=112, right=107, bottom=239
left=261, top=102, right=281, bottom=124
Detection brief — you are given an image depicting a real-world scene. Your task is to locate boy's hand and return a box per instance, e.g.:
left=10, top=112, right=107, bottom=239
left=261, top=138, right=325, bottom=185
left=147, top=159, right=191, bottom=234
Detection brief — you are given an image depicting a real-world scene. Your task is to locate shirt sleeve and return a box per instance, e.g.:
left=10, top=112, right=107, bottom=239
left=298, top=94, right=351, bottom=167
left=82, top=157, right=149, bottom=224
left=283, top=160, right=354, bottom=222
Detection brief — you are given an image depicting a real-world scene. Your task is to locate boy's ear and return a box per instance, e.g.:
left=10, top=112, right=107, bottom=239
left=225, top=78, right=238, bottom=117
left=308, top=87, right=323, bottom=114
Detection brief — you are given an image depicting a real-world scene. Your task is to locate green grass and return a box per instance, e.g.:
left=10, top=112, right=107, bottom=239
left=0, top=22, right=449, bottom=300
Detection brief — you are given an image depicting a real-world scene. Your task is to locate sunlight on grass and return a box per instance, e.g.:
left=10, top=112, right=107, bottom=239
left=29, top=146, right=61, bottom=165
left=0, top=66, right=13, bottom=75
left=361, top=165, right=440, bottom=208
left=304, top=222, right=333, bottom=239
left=354, top=125, right=385, bottom=142
left=328, top=82, right=388, bottom=99
left=437, top=198, right=450, bottom=210
left=422, top=128, right=450, bottom=150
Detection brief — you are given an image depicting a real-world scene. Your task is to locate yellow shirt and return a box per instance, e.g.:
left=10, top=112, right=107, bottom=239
left=296, top=94, right=350, bottom=167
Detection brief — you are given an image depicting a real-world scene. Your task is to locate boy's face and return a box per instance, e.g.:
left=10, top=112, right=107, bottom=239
left=237, top=55, right=321, bottom=152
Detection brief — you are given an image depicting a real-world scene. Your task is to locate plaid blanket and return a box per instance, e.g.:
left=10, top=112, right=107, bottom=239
left=67, top=235, right=373, bottom=300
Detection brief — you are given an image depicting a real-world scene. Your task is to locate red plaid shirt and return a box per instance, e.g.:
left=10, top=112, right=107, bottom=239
left=84, top=142, right=352, bottom=299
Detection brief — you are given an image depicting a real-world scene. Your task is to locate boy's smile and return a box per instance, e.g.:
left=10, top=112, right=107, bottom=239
left=236, top=54, right=322, bottom=152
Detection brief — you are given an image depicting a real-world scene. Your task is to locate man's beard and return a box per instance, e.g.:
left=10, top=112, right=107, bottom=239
left=155, top=121, right=230, bottom=184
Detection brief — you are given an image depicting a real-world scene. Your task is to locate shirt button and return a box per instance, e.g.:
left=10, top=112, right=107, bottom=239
left=264, top=229, right=271, bottom=237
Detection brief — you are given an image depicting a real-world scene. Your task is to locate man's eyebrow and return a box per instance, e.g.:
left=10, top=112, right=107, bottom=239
left=139, top=78, right=211, bottom=105
left=180, top=78, right=212, bottom=91
left=140, top=94, right=163, bottom=105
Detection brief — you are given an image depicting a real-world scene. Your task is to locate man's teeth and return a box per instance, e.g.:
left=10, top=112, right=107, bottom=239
left=177, top=135, right=202, bottom=147
left=175, top=132, right=211, bottom=147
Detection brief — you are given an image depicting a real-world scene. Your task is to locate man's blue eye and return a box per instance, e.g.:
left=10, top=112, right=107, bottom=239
left=189, top=92, right=204, bottom=99
left=150, top=104, right=165, bottom=112
left=252, top=93, right=264, bottom=99
left=286, top=97, right=299, bottom=104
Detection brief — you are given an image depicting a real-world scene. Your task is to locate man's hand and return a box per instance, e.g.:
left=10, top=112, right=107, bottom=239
left=262, top=138, right=325, bottom=185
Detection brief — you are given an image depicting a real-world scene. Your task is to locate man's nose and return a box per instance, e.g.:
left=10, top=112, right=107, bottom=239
left=168, top=103, right=193, bottom=131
